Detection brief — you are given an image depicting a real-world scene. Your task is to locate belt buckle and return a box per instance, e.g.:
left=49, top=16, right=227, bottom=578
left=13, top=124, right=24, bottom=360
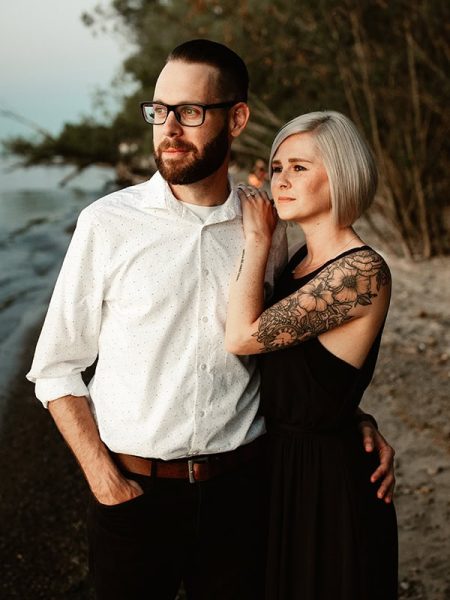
left=187, top=456, right=208, bottom=484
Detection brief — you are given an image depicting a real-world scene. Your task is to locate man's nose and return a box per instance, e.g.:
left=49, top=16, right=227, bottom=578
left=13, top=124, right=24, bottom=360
left=160, top=110, right=183, bottom=137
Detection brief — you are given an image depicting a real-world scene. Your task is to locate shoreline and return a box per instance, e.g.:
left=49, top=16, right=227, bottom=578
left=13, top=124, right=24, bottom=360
left=0, top=322, right=93, bottom=599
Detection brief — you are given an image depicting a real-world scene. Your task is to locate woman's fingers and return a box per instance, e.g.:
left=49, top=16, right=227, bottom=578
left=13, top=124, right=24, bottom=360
left=237, top=185, right=278, bottom=238
left=237, top=185, right=257, bottom=200
left=237, top=185, right=272, bottom=203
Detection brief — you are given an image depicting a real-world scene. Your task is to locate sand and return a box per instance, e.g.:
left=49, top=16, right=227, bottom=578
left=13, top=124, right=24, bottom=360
left=1, top=252, right=449, bottom=599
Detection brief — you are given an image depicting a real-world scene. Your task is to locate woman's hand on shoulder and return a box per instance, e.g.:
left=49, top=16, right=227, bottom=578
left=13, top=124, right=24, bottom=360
left=237, top=185, right=278, bottom=245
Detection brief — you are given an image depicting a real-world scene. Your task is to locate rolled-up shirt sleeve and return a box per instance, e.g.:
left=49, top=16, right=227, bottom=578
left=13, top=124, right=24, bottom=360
left=26, top=207, right=106, bottom=407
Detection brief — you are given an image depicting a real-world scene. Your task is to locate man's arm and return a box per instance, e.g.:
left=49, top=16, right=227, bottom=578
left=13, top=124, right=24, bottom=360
left=48, top=395, right=143, bottom=505
left=27, top=208, right=142, bottom=503
left=26, top=207, right=143, bottom=504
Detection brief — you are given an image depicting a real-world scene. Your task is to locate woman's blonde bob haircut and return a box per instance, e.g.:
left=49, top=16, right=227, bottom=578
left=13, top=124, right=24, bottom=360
left=269, top=111, right=378, bottom=227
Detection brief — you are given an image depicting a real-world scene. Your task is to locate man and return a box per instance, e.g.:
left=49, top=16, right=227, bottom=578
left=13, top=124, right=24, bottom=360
left=27, top=40, right=394, bottom=600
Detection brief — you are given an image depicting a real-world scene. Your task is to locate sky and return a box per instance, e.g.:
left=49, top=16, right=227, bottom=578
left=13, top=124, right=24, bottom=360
left=0, top=0, right=133, bottom=142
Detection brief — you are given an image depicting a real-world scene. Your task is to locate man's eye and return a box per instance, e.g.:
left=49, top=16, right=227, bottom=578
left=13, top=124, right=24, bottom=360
left=181, top=106, right=201, bottom=117
left=153, top=106, right=166, bottom=115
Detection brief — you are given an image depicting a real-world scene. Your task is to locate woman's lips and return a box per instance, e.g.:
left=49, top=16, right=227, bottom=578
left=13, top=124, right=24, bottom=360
left=277, top=196, right=296, bottom=203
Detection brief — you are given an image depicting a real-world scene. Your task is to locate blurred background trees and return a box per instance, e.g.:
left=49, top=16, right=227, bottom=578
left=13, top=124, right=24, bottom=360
left=3, top=0, right=449, bottom=258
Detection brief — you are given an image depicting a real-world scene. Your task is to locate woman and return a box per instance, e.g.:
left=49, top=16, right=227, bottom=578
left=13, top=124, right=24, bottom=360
left=226, top=111, right=398, bottom=599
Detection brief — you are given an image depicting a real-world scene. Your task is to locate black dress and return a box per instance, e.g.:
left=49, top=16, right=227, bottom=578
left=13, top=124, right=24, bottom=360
left=260, top=245, right=398, bottom=600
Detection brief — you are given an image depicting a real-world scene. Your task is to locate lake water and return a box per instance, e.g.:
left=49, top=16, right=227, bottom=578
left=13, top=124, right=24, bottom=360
left=0, top=161, right=116, bottom=415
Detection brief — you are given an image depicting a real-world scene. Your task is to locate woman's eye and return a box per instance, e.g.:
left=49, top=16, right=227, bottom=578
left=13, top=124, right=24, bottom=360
left=272, top=166, right=282, bottom=173
left=293, top=165, right=306, bottom=172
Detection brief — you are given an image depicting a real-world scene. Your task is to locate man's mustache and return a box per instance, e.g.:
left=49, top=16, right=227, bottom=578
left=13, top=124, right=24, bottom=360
left=157, top=139, right=197, bottom=153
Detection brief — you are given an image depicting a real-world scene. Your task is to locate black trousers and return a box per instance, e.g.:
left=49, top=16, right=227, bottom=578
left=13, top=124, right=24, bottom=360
left=87, top=456, right=268, bottom=600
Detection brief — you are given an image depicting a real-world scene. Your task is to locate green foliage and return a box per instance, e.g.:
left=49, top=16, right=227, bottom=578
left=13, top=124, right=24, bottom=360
left=4, top=120, right=121, bottom=167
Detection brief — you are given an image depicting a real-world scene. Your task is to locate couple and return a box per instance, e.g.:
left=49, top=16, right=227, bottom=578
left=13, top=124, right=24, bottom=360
left=27, top=39, right=397, bottom=599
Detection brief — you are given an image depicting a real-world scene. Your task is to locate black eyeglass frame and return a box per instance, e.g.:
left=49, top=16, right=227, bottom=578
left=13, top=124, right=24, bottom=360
left=140, top=100, right=240, bottom=127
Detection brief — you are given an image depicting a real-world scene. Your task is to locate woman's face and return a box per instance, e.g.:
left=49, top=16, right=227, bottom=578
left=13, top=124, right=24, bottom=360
left=271, top=132, right=331, bottom=224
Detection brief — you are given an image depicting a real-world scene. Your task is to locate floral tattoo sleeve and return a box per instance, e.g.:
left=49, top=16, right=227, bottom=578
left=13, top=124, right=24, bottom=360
left=253, top=249, right=391, bottom=352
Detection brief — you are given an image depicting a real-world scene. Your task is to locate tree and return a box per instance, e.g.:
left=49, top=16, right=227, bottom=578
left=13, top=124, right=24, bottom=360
left=4, top=0, right=449, bottom=258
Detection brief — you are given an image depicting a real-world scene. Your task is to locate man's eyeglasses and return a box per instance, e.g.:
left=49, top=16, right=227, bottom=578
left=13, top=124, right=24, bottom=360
left=140, top=101, right=238, bottom=127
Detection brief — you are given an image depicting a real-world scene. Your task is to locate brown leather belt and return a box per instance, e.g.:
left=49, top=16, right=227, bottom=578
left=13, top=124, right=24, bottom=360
left=113, top=437, right=264, bottom=484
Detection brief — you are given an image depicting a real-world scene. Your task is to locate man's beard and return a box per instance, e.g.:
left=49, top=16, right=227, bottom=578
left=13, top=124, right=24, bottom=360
left=154, top=123, right=230, bottom=185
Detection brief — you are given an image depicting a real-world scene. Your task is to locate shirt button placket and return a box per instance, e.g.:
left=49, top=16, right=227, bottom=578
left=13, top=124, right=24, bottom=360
left=195, top=232, right=211, bottom=451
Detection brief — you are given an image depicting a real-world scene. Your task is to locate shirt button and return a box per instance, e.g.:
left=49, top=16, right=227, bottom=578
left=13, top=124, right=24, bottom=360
left=200, top=363, right=207, bottom=370
left=204, top=269, right=209, bottom=276
left=202, top=316, right=208, bottom=323
left=199, top=410, right=206, bottom=418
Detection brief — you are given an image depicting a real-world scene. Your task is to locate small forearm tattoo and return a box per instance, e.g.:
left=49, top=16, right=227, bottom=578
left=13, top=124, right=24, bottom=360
left=253, top=249, right=391, bottom=351
left=236, top=249, right=245, bottom=281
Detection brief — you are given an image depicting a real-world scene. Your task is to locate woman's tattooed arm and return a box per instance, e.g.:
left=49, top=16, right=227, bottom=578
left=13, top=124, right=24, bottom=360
left=253, top=249, right=391, bottom=352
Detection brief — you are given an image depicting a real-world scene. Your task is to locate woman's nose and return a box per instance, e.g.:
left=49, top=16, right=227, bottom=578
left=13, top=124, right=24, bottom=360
left=276, top=171, right=290, bottom=189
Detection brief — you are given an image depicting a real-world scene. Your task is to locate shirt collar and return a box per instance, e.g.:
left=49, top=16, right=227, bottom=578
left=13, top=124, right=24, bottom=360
left=140, top=171, right=242, bottom=223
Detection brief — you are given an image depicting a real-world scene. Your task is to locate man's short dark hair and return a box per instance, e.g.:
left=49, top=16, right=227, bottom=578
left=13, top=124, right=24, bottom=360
left=167, top=39, right=249, bottom=103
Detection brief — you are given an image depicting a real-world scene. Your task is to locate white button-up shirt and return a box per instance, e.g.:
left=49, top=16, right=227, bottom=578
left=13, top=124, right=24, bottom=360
left=27, top=172, right=287, bottom=459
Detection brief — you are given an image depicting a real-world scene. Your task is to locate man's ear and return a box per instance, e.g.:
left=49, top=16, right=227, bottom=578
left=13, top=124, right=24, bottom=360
left=229, top=102, right=250, bottom=138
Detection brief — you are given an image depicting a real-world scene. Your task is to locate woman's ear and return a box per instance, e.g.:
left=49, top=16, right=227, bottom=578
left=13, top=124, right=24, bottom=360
left=229, top=102, right=250, bottom=138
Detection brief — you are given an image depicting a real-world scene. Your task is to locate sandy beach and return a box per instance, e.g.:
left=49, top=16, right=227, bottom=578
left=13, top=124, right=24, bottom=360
left=1, top=249, right=449, bottom=599
left=362, top=253, right=450, bottom=600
